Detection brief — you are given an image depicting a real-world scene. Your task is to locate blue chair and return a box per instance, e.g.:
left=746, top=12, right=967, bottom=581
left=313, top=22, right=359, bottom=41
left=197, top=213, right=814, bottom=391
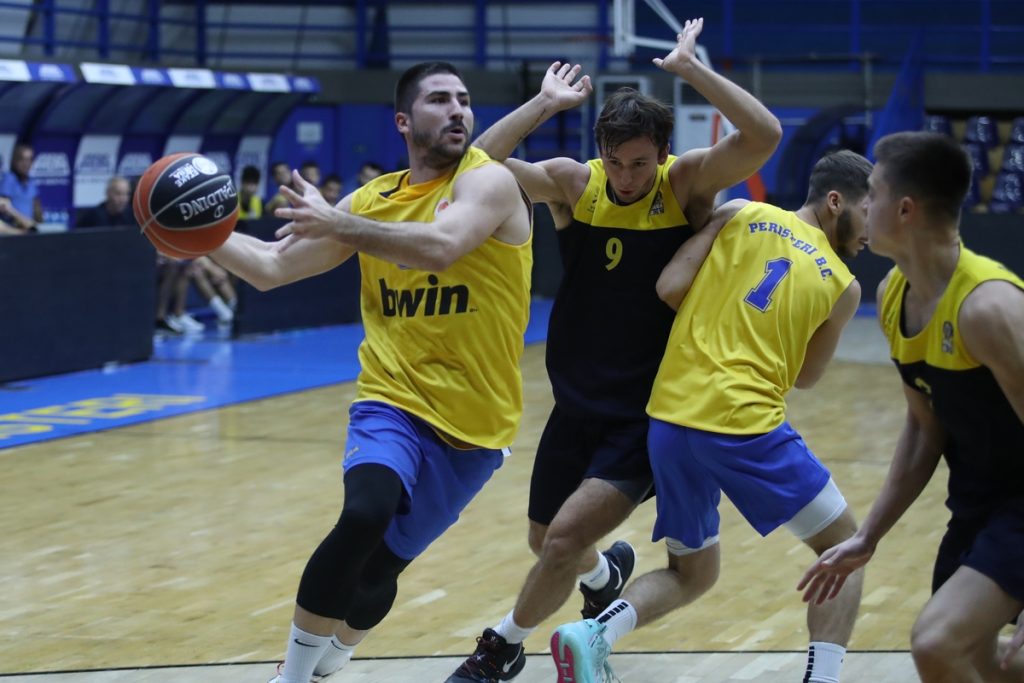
left=923, top=114, right=953, bottom=137
left=1010, top=117, right=1024, bottom=145
left=963, top=141, right=989, bottom=177
left=988, top=171, right=1023, bottom=213
left=1002, top=144, right=1024, bottom=175
left=964, top=115, right=1000, bottom=148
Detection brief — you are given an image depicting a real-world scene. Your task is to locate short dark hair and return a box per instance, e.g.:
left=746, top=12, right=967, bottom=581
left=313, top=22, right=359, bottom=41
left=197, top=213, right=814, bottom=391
left=395, top=61, right=463, bottom=114
left=299, top=160, right=319, bottom=171
left=805, top=150, right=873, bottom=205
left=594, top=88, right=674, bottom=155
left=241, top=165, right=260, bottom=183
left=322, top=173, right=342, bottom=186
left=270, top=160, right=288, bottom=170
left=360, top=161, right=384, bottom=173
left=873, top=131, right=971, bottom=220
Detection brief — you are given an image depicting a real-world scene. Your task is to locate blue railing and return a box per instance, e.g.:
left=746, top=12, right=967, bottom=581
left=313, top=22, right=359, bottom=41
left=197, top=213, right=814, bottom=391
left=0, top=0, right=1021, bottom=72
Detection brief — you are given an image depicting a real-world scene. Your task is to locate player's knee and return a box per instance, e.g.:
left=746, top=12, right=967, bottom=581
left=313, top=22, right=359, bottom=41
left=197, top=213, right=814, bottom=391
left=667, top=545, right=720, bottom=594
left=539, top=526, right=589, bottom=569
left=527, top=522, right=547, bottom=556
left=911, top=614, right=960, bottom=671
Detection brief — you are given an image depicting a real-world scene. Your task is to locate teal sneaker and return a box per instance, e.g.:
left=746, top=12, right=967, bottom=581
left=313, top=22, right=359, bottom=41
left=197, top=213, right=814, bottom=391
left=550, top=619, right=618, bottom=683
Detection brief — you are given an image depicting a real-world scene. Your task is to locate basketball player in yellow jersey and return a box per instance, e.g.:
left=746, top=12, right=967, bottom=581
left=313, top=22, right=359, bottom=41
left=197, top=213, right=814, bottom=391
left=550, top=150, right=872, bottom=683
left=210, top=62, right=533, bottom=683
left=447, top=18, right=783, bottom=683
left=800, top=132, right=1024, bottom=682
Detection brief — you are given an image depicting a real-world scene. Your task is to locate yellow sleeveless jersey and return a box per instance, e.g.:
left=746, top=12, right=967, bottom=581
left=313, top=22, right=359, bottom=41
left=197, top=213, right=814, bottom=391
left=879, top=246, right=1024, bottom=517
left=349, top=146, right=533, bottom=449
left=881, top=246, right=1024, bottom=372
left=648, top=202, right=854, bottom=434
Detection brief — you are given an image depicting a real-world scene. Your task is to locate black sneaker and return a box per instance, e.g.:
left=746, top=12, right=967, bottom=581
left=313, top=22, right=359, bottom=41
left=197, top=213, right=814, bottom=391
left=579, top=540, right=636, bottom=619
left=445, top=628, right=526, bottom=682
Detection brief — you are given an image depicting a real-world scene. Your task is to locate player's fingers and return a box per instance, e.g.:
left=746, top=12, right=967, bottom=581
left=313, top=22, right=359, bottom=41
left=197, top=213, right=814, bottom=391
left=557, top=61, right=572, bottom=79
left=274, top=222, right=295, bottom=240
left=280, top=185, right=304, bottom=205
left=827, top=575, right=848, bottom=602
left=291, top=169, right=316, bottom=195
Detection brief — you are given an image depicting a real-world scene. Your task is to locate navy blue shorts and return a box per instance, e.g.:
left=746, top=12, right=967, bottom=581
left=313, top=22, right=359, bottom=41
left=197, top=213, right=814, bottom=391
left=934, top=498, right=1024, bottom=604
left=342, top=401, right=506, bottom=560
left=647, top=418, right=831, bottom=549
left=528, top=404, right=653, bottom=526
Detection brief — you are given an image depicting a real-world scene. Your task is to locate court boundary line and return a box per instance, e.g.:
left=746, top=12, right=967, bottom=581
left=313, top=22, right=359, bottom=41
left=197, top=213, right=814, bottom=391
left=0, top=649, right=914, bottom=678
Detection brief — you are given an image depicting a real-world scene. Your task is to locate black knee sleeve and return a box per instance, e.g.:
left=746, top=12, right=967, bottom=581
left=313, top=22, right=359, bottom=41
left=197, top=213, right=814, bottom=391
left=295, top=464, right=403, bottom=619
left=345, top=545, right=412, bottom=630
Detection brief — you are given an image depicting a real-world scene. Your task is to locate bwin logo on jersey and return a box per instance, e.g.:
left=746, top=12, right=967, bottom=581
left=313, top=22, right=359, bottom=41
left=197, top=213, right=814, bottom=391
left=379, top=275, right=470, bottom=317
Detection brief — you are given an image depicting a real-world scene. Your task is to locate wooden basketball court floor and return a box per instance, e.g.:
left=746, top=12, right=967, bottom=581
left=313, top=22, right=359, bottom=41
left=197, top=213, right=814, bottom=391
left=1, top=312, right=946, bottom=682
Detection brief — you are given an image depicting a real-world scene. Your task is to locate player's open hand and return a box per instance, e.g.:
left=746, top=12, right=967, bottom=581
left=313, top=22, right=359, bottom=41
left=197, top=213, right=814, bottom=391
left=542, top=61, right=593, bottom=112
left=275, top=170, right=341, bottom=241
left=653, top=18, right=704, bottom=74
left=797, top=535, right=874, bottom=605
left=1001, top=611, right=1024, bottom=670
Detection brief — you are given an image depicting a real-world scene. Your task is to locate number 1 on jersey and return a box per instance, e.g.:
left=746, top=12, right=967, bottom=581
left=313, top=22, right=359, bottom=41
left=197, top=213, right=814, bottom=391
left=744, top=258, right=792, bottom=312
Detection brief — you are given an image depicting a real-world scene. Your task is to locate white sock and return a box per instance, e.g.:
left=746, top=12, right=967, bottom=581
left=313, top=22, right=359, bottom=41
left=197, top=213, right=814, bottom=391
left=579, top=551, right=610, bottom=590
left=314, top=634, right=355, bottom=676
left=595, top=599, right=637, bottom=647
left=493, top=610, right=534, bottom=644
left=280, top=624, right=332, bottom=683
left=805, top=641, right=846, bottom=683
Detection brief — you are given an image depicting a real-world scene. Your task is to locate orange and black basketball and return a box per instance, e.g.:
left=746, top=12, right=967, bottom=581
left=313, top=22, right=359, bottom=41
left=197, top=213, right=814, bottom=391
left=133, top=152, right=238, bottom=259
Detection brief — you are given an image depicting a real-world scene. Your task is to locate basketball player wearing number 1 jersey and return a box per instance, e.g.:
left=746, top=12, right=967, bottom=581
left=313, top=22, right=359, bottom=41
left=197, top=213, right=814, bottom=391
left=551, top=150, right=873, bottom=683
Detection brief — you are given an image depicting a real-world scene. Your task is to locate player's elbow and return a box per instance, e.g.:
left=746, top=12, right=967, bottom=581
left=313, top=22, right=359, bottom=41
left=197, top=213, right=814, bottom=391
left=421, top=237, right=464, bottom=272
left=656, top=273, right=685, bottom=311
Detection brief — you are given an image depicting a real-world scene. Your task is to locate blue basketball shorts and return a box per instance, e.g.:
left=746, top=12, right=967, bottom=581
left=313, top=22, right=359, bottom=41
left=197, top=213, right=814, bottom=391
left=647, top=417, right=839, bottom=550
left=342, top=400, right=507, bottom=560
left=934, top=498, right=1024, bottom=605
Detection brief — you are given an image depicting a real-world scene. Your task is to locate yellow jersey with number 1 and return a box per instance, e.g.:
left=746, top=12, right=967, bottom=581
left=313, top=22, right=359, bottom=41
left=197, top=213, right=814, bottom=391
left=647, top=201, right=854, bottom=434
left=350, top=147, right=533, bottom=449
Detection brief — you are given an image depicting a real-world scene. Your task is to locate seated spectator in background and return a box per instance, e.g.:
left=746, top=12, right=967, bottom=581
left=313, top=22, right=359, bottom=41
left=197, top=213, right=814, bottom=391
left=298, top=159, right=321, bottom=188
left=237, top=165, right=263, bottom=220
left=319, top=173, right=343, bottom=206
left=264, top=161, right=293, bottom=214
left=0, top=143, right=41, bottom=231
left=356, top=160, right=384, bottom=187
left=76, top=176, right=134, bottom=228
left=155, top=258, right=203, bottom=335
left=0, top=213, right=25, bottom=235
left=190, top=256, right=237, bottom=327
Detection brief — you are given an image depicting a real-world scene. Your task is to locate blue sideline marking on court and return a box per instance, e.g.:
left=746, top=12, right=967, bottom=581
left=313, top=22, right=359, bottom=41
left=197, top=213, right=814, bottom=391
left=0, top=299, right=553, bottom=450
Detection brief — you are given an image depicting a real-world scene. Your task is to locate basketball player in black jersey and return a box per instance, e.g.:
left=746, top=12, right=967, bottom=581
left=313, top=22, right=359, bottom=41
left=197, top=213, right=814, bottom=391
left=446, top=18, right=782, bottom=683
left=799, top=132, right=1024, bottom=682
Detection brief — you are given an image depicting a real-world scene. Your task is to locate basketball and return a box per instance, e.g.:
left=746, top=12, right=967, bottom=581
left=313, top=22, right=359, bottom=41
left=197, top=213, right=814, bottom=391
left=133, top=152, right=239, bottom=259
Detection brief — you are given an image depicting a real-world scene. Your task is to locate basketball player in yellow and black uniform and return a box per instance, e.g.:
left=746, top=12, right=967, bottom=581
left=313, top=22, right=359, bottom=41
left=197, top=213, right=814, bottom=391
left=552, top=150, right=872, bottom=683
left=447, top=18, right=783, bottom=683
left=210, top=62, right=533, bottom=683
left=801, top=132, right=1024, bottom=683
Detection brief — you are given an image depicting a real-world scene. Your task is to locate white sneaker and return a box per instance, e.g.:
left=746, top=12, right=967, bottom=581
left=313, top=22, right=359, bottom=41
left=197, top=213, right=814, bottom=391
left=271, top=652, right=351, bottom=683
left=313, top=649, right=352, bottom=680
left=168, top=312, right=205, bottom=334
left=209, top=295, right=234, bottom=323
